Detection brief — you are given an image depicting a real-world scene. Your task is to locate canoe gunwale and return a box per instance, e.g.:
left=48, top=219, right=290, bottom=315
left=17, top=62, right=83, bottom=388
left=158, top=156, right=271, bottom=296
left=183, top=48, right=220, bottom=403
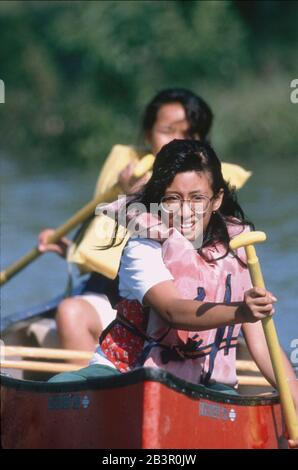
left=0, top=367, right=279, bottom=406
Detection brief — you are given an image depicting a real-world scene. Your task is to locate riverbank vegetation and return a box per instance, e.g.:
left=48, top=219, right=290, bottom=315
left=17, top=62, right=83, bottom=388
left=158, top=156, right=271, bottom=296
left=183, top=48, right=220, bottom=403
left=0, top=0, right=297, bottom=167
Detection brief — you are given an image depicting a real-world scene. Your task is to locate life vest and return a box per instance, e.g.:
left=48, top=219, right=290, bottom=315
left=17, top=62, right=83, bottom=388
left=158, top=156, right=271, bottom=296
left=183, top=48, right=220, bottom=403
left=99, top=220, right=252, bottom=388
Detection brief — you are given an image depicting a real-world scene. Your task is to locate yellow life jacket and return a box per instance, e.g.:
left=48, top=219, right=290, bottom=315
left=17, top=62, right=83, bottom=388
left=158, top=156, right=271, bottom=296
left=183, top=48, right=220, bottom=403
left=93, top=144, right=140, bottom=197
left=67, top=144, right=252, bottom=279
left=67, top=145, right=150, bottom=276
left=221, top=162, right=252, bottom=190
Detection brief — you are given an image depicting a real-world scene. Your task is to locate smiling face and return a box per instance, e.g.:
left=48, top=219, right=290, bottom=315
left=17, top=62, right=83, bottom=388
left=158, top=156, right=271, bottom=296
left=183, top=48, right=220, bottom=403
left=162, top=171, right=224, bottom=241
left=147, top=102, right=199, bottom=155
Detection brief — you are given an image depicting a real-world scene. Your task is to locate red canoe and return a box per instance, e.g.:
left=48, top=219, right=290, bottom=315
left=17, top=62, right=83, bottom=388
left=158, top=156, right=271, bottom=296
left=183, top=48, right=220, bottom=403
left=0, top=367, right=286, bottom=449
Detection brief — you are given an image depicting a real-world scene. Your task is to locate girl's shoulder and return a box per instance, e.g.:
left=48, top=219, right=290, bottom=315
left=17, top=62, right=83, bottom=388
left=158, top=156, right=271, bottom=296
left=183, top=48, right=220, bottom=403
left=119, top=237, right=173, bottom=303
left=225, top=217, right=251, bottom=239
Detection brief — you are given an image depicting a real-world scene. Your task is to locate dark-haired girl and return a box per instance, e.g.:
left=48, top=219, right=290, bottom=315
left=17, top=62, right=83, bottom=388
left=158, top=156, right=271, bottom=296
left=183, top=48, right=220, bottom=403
left=90, top=140, right=298, bottom=447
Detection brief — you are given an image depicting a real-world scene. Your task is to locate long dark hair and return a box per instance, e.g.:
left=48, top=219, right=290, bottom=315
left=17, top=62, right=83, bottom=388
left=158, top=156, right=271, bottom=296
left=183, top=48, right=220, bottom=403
left=142, top=88, right=213, bottom=142
left=113, top=139, right=253, bottom=262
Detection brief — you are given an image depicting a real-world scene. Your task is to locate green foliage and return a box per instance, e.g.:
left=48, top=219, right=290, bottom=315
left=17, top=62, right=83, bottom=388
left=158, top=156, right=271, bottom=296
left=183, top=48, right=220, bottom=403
left=209, top=74, right=298, bottom=162
left=0, top=0, right=297, bottom=166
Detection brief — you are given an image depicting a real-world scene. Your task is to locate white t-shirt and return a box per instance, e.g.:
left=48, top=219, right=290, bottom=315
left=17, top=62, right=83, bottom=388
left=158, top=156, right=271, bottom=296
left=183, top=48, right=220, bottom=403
left=118, top=238, right=174, bottom=304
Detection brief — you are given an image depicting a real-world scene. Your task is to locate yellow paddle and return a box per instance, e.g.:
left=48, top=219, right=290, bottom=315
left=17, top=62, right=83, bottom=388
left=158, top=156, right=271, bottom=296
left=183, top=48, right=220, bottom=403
left=230, top=231, right=298, bottom=441
left=0, top=154, right=155, bottom=285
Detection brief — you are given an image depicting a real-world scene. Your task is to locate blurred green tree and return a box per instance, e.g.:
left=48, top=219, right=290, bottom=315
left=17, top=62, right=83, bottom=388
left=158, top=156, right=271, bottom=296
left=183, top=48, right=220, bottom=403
left=0, top=0, right=297, bottom=166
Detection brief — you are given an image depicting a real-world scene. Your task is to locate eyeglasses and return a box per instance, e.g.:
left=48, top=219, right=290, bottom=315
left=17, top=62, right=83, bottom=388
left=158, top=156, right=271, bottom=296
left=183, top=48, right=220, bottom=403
left=160, top=194, right=214, bottom=214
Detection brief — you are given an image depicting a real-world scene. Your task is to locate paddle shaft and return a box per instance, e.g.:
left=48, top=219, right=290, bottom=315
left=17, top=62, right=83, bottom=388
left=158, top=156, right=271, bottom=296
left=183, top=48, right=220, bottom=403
left=2, top=345, right=93, bottom=361
left=245, top=244, right=298, bottom=440
left=0, top=184, right=121, bottom=285
left=0, top=361, right=270, bottom=386
left=1, top=346, right=264, bottom=372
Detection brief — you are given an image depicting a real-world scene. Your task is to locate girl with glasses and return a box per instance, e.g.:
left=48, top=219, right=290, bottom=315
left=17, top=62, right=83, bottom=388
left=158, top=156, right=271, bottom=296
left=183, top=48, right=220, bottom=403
left=83, top=139, right=297, bottom=449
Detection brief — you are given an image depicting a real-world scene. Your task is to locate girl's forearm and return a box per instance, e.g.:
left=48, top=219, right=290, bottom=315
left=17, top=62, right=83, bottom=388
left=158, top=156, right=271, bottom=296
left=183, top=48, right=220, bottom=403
left=250, top=344, right=298, bottom=401
left=281, top=350, right=298, bottom=409
left=146, top=282, right=274, bottom=331
left=165, top=299, right=246, bottom=331
left=243, top=323, right=298, bottom=409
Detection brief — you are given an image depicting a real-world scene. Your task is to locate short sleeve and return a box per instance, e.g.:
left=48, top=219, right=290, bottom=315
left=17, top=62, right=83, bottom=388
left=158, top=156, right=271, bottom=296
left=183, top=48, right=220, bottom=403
left=118, top=238, right=174, bottom=304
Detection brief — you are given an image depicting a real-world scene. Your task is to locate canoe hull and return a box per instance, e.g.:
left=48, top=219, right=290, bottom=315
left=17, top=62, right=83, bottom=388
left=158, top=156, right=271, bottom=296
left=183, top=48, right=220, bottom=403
left=0, top=368, right=285, bottom=449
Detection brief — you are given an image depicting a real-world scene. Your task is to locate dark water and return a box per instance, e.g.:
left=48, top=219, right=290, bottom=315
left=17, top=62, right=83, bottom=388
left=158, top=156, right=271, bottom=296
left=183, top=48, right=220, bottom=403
left=1, top=155, right=297, bottom=362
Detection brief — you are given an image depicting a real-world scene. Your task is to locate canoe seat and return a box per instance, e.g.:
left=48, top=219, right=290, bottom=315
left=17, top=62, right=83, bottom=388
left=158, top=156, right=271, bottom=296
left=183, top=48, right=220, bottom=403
left=48, top=364, right=121, bottom=383
left=27, top=318, right=59, bottom=348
